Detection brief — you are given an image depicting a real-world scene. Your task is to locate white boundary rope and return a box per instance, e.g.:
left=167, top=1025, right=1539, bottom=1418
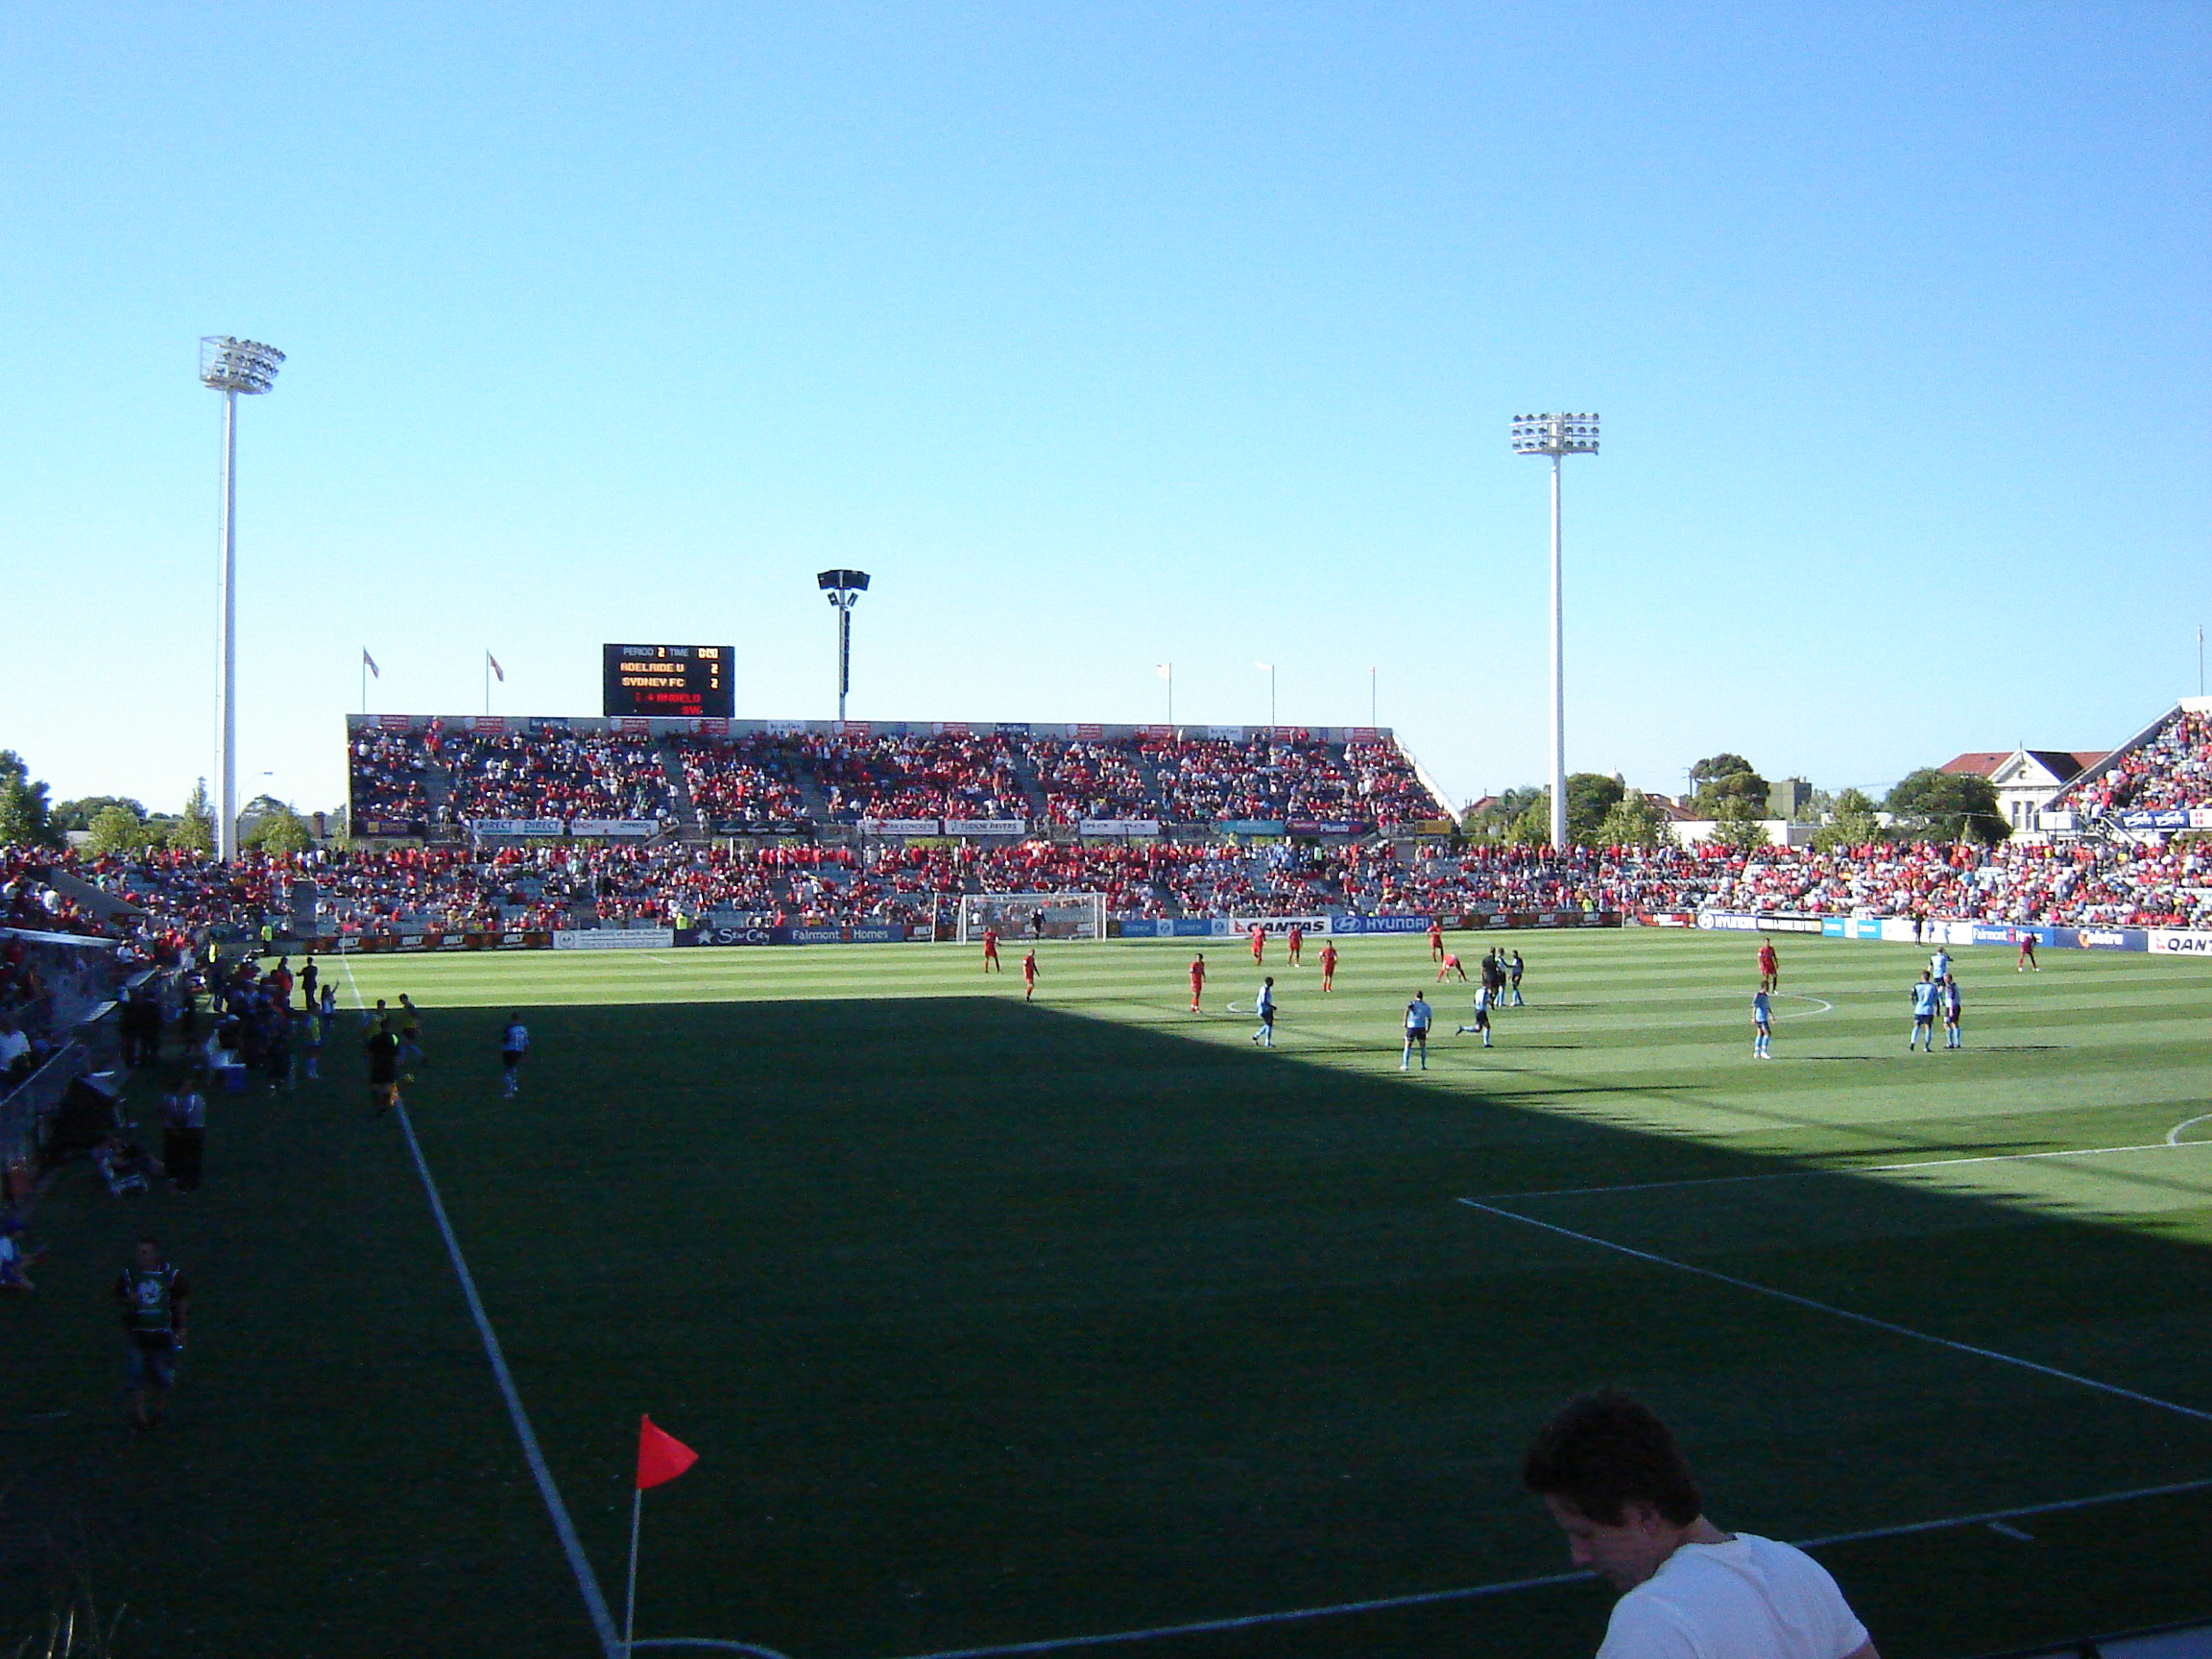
left=1456, top=1200, right=2212, bottom=1424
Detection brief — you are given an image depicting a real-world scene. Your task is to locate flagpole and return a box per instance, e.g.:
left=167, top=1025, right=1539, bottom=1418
left=623, top=1485, right=642, bottom=1658
left=485, top=653, right=492, bottom=717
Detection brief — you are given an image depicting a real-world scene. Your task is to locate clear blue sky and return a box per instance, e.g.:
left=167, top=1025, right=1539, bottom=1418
left=3, top=1, right=2206, bottom=816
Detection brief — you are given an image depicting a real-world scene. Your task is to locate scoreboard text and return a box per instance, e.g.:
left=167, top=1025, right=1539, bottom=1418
left=601, top=644, right=734, bottom=719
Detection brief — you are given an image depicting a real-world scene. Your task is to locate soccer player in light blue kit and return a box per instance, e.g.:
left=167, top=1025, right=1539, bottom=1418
left=1751, top=989, right=1773, bottom=1059
left=1402, top=994, right=1433, bottom=1070
left=1908, top=973, right=1940, bottom=1052
left=1251, top=977, right=1278, bottom=1047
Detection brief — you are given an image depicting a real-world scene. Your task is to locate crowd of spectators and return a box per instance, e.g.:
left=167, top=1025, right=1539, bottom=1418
left=2057, top=709, right=2212, bottom=817
left=346, top=726, right=439, bottom=827
left=1142, top=735, right=1439, bottom=824
left=349, top=726, right=1452, bottom=832
left=816, top=733, right=1028, bottom=822
left=445, top=730, right=674, bottom=826
left=1031, top=739, right=1164, bottom=826
left=9, top=829, right=2212, bottom=940
left=674, top=735, right=814, bottom=828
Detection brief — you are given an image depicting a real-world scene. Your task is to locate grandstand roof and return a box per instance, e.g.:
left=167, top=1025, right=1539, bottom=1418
left=1940, top=752, right=2009, bottom=777
left=1941, top=749, right=2104, bottom=785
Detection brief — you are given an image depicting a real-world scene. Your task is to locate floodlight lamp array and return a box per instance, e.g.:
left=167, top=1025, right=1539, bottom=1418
left=1509, top=412, right=1599, bottom=456
left=817, top=567, right=871, bottom=605
left=199, top=336, right=285, bottom=395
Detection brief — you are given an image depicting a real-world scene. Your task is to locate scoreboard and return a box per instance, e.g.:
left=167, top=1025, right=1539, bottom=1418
left=601, top=644, right=734, bottom=719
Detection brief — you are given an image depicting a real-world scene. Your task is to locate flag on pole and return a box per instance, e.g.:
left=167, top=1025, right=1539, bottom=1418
left=637, top=1416, right=697, bottom=1490
left=362, top=649, right=380, bottom=678
left=487, top=651, right=505, bottom=683
left=1155, top=663, right=1171, bottom=678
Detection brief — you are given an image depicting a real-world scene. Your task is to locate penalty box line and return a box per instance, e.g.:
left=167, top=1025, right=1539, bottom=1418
left=394, top=1097, right=624, bottom=1658
left=1455, top=1200, right=2212, bottom=1426
left=876, top=1475, right=2212, bottom=1659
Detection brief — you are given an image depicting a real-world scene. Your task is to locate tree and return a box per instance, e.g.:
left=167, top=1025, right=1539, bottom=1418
left=1499, top=776, right=1628, bottom=847
left=1597, top=791, right=1675, bottom=849
left=1885, top=769, right=2009, bottom=845
left=1506, top=799, right=1551, bottom=847
left=169, top=780, right=215, bottom=854
left=84, top=804, right=154, bottom=855
left=1814, top=787, right=1883, bottom=853
left=0, top=750, right=61, bottom=850
left=54, top=795, right=147, bottom=832
left=1566, top=773, right=1625, bottom=843
left=1689, top=752, right=1770, bottom=816
left=242, top=805, right=311, bottom=857
left=1709, top=797, right=1770, bottom=851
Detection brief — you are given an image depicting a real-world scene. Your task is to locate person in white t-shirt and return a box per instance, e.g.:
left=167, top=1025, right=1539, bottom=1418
left=1523, top=1390, right=1878, bottom=1659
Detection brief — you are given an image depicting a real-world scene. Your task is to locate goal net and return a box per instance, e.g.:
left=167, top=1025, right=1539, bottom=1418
left=957, top=892, right=1107, bottom=943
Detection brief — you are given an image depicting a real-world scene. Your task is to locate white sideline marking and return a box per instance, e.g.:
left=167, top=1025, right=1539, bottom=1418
left=2170, top=1113, right=2212, bottom=1146
left=876, top=1568, right=1590, bottom=1659
left=1773, top=994, right=1833, bottom=1017
left=874, top=1477, right=2212, bottom=1659
left=393, top=1098, right=622, bottom=1657
left=1456, top=1200, right=2212, bottom=1425
left=1472, top=1138, right=2212, bottom=1204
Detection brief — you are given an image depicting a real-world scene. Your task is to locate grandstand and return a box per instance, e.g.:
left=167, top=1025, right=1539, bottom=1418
left=2047, top=696, right=2212, bottom=834
left=344, top=715, right=1456, bottom=843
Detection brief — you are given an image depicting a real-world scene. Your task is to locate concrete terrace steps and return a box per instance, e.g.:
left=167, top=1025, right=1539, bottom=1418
left=655, top=735, right=705, bottom=840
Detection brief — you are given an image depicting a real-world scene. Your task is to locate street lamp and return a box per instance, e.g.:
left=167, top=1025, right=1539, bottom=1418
left=1510, top=412, right=1599, bottom=850
left=816, top=569, right=871, bottom=722
left=200, top=336, right=285, bottom=863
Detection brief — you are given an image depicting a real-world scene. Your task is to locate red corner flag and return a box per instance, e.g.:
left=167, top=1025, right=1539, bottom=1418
left=637, top=1415, right=698, bottom=1491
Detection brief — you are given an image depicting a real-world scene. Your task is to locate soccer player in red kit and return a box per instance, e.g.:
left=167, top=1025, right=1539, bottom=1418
left=1286, top=925, right=1304, bottom=965
left=1436, top=950, right=1468, bottom=983
left=1756, top=938, right=1778, bottom=992
left=1022, top=950, right=1038, bottom=1001
left=1249, top=924, right=1265, bottom=965
left=982, top=927, right=1002, bottom=973
left=1319, top=940, right=1338, bottom=992
left=1428, top=919, right=1445, bottom=962
left=1189, top=952, right=1207, bottom=1012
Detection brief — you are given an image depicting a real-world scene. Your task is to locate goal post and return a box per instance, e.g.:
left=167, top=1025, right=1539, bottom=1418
left=956, top=892, right=1107, bottom=943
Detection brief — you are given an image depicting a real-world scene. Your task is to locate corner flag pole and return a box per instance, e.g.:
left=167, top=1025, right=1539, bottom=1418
left=627, top=1414, right=699, bottom=1657
left=623, top=1484, right=643, bottom=1658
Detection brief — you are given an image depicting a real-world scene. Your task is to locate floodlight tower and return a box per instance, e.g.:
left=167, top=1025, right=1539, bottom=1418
left=200, top=336, right=285, bottom=863
left=1510, top=412, right=1599, bottom=851
left=817, top=568, right=871, bottom=722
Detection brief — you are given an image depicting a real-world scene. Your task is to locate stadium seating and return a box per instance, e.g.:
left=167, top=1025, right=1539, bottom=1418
left=672, top=734, right=814, bottom=829
left=17, top=821, right=2202, bottom=946
left=347, top=720, right=1453, bottom=833
left=812, top=733, right=1029, bottom=822
left=2056, top=708, right=2212, bottom=816
left=445, top=730, right=674, bottom=826
left=347, top=723, right=441, bottom=831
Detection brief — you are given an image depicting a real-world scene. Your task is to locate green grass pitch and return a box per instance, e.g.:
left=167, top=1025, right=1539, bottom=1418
left=7, top=930, right=2211, bottom=1658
